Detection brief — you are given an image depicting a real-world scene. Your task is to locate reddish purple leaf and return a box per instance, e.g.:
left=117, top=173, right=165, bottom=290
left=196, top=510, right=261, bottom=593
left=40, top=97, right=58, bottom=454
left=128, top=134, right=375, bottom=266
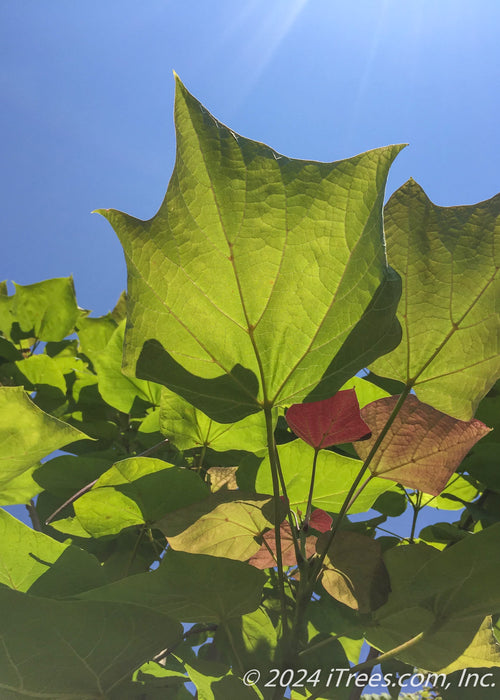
left=286, top=389, right=371, bottom=450
left=309, top=509, right=333, bottom=533
left=355, top=394, right=492, bottom=496
left=248, top=522, right=316, bottom=570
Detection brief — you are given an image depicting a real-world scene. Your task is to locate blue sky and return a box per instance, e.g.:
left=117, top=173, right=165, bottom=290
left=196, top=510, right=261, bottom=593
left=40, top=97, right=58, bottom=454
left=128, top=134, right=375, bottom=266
left=2, top=0, right=499, bottom=316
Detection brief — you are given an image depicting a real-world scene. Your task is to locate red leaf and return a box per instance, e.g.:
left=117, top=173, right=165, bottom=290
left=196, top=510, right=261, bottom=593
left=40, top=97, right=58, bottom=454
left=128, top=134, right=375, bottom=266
left=247, top=522, right=316, bottom=569
left=309, top=509, right=333, bottom=533
left=355, top=394, right=492, bottom=496
left=285, top=389, right=371, bottom=449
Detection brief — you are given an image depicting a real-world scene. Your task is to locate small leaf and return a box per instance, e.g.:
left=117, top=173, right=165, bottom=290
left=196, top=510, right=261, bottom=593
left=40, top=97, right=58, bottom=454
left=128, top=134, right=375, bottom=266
left=355, top=394, right=491, bottom=495
left=317, top=531, right=390, bottom=613
left=285, top=389, right=371, bottom=449
left=309, top=508, right=333, bottom=533
left=207, top=466, right=239, bottom=492
left=157, top=491, right=278, bottom=561
left=247, top=521, right=316, bottom=569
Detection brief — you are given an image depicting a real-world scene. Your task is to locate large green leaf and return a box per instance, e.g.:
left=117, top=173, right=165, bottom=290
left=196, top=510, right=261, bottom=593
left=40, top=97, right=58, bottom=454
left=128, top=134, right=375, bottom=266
left=157, top=491, right=278, bottom=560
left=0, top=586, right=182, bottom=699
left=80, top=549, right=266, bottom=623
left=371, top=180, right=500, bottom=420
left=0, top=386, right=88, bottom=490
left=159, top=387, right=269, bottom=452
left=99, top=78, right=403, bottom=422
left=0, top=508, right=106, bottom=596
left=255, top=439, right=390, bottom=514
left=67, top=457, right=209, bottom=537
left=367, top=524, right=500, bottom=669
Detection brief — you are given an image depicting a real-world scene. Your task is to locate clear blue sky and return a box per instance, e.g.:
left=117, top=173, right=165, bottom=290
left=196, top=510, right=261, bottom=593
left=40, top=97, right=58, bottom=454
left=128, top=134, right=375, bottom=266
left=1, top=0, right=499, bottom=315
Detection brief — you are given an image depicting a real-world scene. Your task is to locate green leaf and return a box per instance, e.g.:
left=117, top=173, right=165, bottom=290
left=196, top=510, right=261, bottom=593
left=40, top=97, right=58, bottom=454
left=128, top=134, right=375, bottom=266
left=156, top=491, right=278, bottom=560
left=11, top=277, right=79, bottom=342
left=216, top=607, right=278, bottom=679
left=0, top=508, right=106, bottom=596
left=80, top=548, right=266, bottom=623
left=371, top=180, right=500, bottom=420
left=99, top=78, right=403, bottom=422
left=317, top=531, right=390, bottom=613
left=0, top=586, right=182, bottom=699
left=367, top=525, right=500, bottom=669
left=92, top=320, right=161, bottom=413
left=0, top=386, right=89, bottom=490
left=0, top=464, right=42, bottom=505
left=159, top=387, right=269, bottom=452
left=438, top=616, right=500, bottom=673
left=185, top=657, right=263, bottom=700
left=255, top=439, right=390, bottom=514
left=70, top=457, right=209, bottom=537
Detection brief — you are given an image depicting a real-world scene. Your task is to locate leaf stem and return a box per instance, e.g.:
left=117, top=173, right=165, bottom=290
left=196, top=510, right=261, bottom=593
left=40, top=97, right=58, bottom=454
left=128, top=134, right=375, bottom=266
left=264, top=405, right=289, bottom=643
left=303, top=448, right=320, bottom=529
left=26, top=499, right=42, bottom=531
left=350, top=630, right=425, bottom=674
left=310, top=386, right=413, bottom=590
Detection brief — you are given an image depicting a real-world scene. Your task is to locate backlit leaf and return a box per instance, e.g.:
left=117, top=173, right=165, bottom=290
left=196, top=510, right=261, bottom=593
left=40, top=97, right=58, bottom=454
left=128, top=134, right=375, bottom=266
left=355, top=394, right=491, bottom=495
left=247, top=521, right=316, bottom=569
left=437, top=616, right=500, bottom=673
left=157, top=491, right=278, bottom=560
left=371, top=180, right=500, bottom=420
left=92, top=320, right=161, bottom=413
left=71, top=457, right=209, bottom=537
left=255, top=439, right=390, bottom=514
left=317, top=531, right=390, bottom=613
left=99, top=78, right=403, bottom=422
left=159, top=386, right=268, bottom=452
left=79, top=549, right=266, bottom=623
left=285, top=389, right=371, bottom=449
left=0, top=586, right=182, bottom=699
left=11, top=277, right=79, bottom=342
left=0, top=508, right=106, bottom=596
left=0, top=386, right=88, bottom=490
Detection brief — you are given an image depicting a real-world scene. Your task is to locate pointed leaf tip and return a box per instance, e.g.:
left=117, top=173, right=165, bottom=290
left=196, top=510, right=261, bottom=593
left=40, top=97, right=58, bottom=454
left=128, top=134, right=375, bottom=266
left=286, top=389, right=371, bottom=450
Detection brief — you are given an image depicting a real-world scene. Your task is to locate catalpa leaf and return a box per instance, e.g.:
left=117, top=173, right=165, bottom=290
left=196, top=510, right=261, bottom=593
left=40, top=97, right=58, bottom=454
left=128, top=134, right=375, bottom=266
left=0, top=508, right=106, bottom=597
left=156, top=491, right=279, bottom=560
left=79, top=549, right=266, bottom=623
left=0, top=586, right=182, bottom=699
left=99, top=77, right=403, bottom=422
left=0, top=386, right=88, bottom=489
left=9, top=277, right=79, bottom=343
left=255, top=439, right=390, bottom=514
left=355, top=394, right=491, bottom=496
left=71, top=457, right=209, bottom=537
left=437, top=616, right=500, bottom=673
left=92, top=320, right=161, bottom=413
left=317, top=531, right=390, bottom=613
left=247, top=521, right=316, bottom=569
left=367, top=524, right=500, bottom=670
left=371, top=180, right=500, bottom=420
left=159, top=386, right=268, bottom=452
left=285, top=389, right=371, bottom=449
